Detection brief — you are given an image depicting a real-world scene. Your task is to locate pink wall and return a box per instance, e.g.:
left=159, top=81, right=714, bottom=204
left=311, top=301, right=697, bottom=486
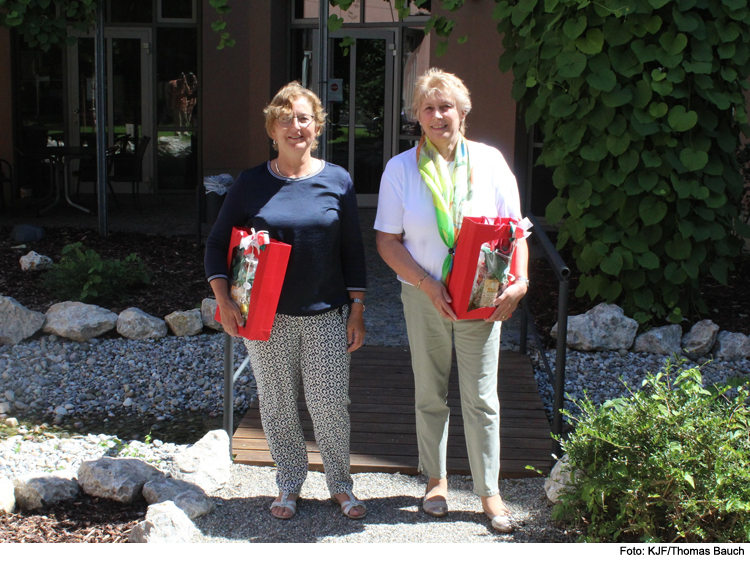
left=202, top=0, right=273, bottom=175
left=430, top=0, right=517, bottom=163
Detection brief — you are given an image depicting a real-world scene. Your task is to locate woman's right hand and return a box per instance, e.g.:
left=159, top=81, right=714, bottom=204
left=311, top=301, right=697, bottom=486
left=216, top=297, right=244, bottom=337
left=209, top=278, right=244, bottom=337
left=420, top=275, right=458, bottom=321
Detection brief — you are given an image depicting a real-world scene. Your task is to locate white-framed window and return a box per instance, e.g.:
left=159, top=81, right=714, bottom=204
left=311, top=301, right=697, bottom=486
left=157, top=0, right=196, bottom=24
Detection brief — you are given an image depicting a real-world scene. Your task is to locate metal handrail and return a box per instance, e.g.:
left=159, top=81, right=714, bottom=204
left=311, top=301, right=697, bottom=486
left=519, top=213, right=570, bottom=457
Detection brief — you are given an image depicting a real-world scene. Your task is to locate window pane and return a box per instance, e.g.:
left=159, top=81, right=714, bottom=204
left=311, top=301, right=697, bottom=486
left=365, top=0, right=431, bottom=22
left=157, top=28, right=198, bottom=129
left=110, top=0, right=153, bottom=23
left=157, top=28, right=198, bottom=190
left=353, top=38, right=386, bottom=193
left=296, top=0, right=360, bottom=22
left=400, top=29, right=429, bottom=136
left=160, top=0, right=194, bottom=20
left=18, top=44, right=64, bottom=144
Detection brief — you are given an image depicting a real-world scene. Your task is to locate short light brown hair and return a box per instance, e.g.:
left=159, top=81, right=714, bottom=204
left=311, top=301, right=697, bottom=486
left=264, top=82, right=327, bottom=150
left=411, top=68, right=472, bottom=134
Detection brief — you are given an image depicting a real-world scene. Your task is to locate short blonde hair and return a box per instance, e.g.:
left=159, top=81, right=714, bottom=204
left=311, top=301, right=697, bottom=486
left=264, top=82, right=327, bottom=150
left=411, top=68, right=471, bottom=134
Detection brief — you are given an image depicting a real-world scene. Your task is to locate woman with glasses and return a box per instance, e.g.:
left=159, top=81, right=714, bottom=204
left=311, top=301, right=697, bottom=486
left=375, top=69, right=529, bottom=533
left=205, top=82, right=367, bottom=520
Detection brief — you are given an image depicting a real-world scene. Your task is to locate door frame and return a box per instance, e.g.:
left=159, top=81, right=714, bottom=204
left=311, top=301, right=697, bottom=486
left=313, top=27, right=397, bottom=206
left=66, top=27, right=154, bottom=192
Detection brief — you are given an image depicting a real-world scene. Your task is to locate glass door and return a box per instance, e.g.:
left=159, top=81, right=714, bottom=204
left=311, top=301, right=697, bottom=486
left=67, top=28, right=153, bottom=190
left=312, top=28, right=396, bottom=204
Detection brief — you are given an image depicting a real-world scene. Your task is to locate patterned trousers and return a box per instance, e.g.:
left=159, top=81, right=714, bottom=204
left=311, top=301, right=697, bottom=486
left=243, top=307, right=354, bottom=496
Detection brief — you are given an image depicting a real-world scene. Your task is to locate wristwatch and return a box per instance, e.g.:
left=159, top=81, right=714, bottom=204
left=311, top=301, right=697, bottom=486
left=350, top=298, right=366, bottom=311
left=514, top=277, right=530, bottom=287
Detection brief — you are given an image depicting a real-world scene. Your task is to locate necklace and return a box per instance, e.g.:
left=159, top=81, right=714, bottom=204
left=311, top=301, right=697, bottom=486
left=275, top=159, right=316, bottom=179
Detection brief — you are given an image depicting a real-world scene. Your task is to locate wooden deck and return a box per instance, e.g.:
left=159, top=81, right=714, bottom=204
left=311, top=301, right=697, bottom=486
left=233, top=346, right=553, bottom=479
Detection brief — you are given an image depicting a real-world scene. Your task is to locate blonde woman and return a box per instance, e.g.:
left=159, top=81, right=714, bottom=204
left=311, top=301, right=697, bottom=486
left=375, top=69, right=529, bottom=533
left=205, top=82, right=367, bottom=520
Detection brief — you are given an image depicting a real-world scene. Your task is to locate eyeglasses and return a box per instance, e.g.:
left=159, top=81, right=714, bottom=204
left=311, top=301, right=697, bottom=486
left=278, top=114, right=314, bottom=128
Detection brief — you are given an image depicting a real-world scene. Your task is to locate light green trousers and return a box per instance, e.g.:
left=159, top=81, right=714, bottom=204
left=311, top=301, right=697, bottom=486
left=401, top=283, right=501, bottom=496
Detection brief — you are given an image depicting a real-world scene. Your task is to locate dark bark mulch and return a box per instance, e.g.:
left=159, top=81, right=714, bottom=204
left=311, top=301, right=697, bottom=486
left=0, top=496, right=147, bottom=543
left=0, top=226, right=212, bottom=318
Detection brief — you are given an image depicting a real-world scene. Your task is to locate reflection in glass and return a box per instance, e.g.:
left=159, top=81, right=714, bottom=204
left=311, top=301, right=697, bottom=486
left=353, top=39, right=385, bottom=194
left=158, top=130, right=196, bottom=190
left=18, top=44, right=64, bottom=143
left=400, top=30, right=430, bottom=136
left=157, top=27, right=198, bottom=189
left=297, top=0, right=360, bottom=22
left=365, top=0, right=431, bottom=21
left=110, top=0, right=153, bottom=23
left=160, top=0, right=194, bottom=20
left=112, top=39, right=143, bottom=146
left=328, top=36, right=351, bottom=173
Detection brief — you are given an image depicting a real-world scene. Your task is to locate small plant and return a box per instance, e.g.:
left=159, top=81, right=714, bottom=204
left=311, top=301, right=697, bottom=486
left=44, top=242, right=150, bottom=304
left=555, top=361, right=750, bottom=542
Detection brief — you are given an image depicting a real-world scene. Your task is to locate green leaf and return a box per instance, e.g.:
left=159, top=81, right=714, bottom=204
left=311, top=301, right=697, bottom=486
left=601, top=87, right=633, bottom=108
left=550, top=94, right=577, bottom=117
left=648, top=102, right=668, bottom=118
left=576, top=28, right=604, bottom=55
left=638, top=251, right=660, bottom=269
left=563, top=16, right=587, bottom=40
left=556, top=51, right=588, bottom=78
left=606, top=132, right=631, bottom=156
left=587, top=67, right=617, bottom=91
left=641, top=150, right=662, bottom=168
left=637, top=171, right=658, bottom=191
left=665, top=236, right=692, bottom=260
left=659, top=32, right=688, bottom=56
left=640, top=196, right=668, bottom=225
left=667, top=105, right=698, bottom=131
left=680, top=148, right=709, bottom=171
left=545, top=197, right=568, bottom=224
left=600, top=251, right=624, bottom=275
left=618, top=150, right=640, bottom=174
left=648, top=0, right=671, bottom=8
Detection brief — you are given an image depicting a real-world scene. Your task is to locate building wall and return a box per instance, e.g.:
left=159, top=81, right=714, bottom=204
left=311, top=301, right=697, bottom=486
left=431, top=0, right=517, bottom=164
left=202, top=0, right=276, bottom=176
left=0, top=27, right=13, bottom=167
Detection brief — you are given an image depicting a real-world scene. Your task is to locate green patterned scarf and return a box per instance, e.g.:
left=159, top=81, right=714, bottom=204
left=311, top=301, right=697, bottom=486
left=417, top=134, right=474, bottom=283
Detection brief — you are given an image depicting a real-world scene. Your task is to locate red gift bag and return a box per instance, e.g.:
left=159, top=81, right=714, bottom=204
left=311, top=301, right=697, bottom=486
left=447, top=217, right=524, bottom=320
left=215, top=227, right=291, bottom=340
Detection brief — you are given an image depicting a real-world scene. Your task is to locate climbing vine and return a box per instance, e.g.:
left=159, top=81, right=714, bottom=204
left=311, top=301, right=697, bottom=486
left=494, top=0, right=750, bottom=324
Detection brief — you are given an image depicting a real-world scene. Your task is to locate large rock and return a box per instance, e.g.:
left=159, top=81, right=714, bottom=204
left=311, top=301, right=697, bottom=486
left=142, top=477, right=215, bottom=520
left=19, top=251, right=54, bottom=271
left=171, top=430, right=231, bottom=494
left=201, top=298, right=223, bottom=332
left=13, top=472, right=79, bottom=510
left=551, top=303, right=638, bottom=351
left=0, top=476, right=15, bottom=514
left=681, top=320, right=720, bottom=359
left=77, top=457, right=164, bottom=503
left=129, top=501, right=200, bottom=543
left=633, top=324, right=682, bottom=355
left=544, top=455, right=579, bottom=504
left=712, top=331, right=750, bottom=360
left=164, top=309, right=203, bottom=337
left=43, top=301, right=118, bottom=342
left=117, top=308, right=168, bottom=340
left=0, top=296, right=45, bottom=345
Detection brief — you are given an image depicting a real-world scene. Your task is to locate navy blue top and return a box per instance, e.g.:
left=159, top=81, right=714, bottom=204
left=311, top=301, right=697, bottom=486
left=204, top=161, right=367, bottom=316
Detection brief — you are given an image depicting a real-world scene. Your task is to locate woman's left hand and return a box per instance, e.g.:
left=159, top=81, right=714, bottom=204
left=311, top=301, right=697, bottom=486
left=347, top=308, right=366, bottom=353
left=486, top=281, right=528, bottom=323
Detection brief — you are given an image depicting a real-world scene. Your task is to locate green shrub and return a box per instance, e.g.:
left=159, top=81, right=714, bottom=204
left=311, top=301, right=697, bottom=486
left=555, top=362, right=750, bottom=542
left=44, top=242, right=151, bottom=304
